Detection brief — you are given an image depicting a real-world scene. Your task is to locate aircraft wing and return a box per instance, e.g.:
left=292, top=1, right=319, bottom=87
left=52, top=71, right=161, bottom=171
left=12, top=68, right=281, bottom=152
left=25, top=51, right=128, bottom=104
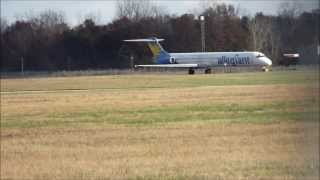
left=135, top=64, right=198, bottom=68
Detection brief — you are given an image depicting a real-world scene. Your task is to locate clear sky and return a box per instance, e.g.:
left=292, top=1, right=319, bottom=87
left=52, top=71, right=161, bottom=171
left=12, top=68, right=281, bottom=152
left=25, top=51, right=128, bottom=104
left=1, top=0, right=318, bottom=26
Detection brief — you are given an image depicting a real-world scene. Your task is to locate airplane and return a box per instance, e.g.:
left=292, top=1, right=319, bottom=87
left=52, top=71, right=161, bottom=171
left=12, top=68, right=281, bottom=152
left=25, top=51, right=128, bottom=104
left=124, top=37, right=272, bottom=74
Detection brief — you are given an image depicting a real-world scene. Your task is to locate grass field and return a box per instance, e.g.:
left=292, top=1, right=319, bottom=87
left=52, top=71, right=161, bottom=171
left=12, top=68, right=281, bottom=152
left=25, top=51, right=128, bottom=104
left=1, top=70, right=319, bottom=179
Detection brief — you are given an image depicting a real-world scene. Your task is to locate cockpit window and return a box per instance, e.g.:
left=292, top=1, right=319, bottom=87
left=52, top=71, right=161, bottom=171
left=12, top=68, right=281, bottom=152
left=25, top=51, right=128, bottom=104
left=256, top=54, right=264, bottom=58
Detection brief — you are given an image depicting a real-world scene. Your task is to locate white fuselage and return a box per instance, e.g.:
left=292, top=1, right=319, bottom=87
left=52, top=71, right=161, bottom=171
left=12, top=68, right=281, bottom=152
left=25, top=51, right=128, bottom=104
left=169, top=51, right=272, bottom=67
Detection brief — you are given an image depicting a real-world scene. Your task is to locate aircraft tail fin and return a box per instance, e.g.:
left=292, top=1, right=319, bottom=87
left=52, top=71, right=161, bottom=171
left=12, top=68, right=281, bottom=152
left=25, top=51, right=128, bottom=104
left=123, top=37, right=170, bottom=64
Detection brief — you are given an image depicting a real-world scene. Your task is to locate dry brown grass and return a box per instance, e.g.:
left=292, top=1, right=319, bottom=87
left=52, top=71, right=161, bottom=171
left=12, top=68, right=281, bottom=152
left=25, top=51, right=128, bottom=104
left=1, top=84, right=317, bottom=119
left=1, top=122, right=319, bottom=179
left=1, top=72, right=319, bottom=179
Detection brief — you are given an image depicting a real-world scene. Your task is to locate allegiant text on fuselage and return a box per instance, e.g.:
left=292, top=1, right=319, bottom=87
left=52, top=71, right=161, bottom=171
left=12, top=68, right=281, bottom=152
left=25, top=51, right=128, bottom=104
left=218, top=55, right=250, bottom=65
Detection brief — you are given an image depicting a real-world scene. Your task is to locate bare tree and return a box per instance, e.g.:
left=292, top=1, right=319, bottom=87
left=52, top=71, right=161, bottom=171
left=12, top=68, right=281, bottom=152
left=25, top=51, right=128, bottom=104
left=77, top=12, right=102, bottom=26
left=249, top=14, right=281, bottom=63
left=7, top=21, right=35, bottom=72
left=115, top=0, right=165, bottom=21
left=150, top=4, right=167, bottom=19
left=36, top=10, right=68, bottom=35
left=0, top=17, right=8, bottom=33
left=277, top=1, right=302, bottom=18
left=14, top=10, right=67, bottom=40
left=198, top=0, right=219, bottom=11
left=116, top=0, right=149, bottom=20
left=268, top=18, right=281, bottom=63
left=249, top=14, right=269, bottom=52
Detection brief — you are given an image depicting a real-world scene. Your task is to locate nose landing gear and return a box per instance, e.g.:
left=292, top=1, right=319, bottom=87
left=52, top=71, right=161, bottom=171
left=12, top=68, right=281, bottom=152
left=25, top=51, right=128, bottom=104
left=204, top=68, right=212, bottom=74
left=262, top=66, right=270, bottom=72
left=188, top=68, right=195, bottom=75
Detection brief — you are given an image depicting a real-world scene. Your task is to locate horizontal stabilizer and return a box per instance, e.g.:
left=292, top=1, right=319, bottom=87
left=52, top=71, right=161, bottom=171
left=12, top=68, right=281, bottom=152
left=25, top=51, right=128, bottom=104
left=135, top=64, right=198, bottom=68
left=124, top=38, right=164, bottom=42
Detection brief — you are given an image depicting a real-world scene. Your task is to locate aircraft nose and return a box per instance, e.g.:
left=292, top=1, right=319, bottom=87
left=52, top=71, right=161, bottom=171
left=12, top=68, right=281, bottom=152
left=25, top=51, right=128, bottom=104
left=261, top=57, right=272, bottom=66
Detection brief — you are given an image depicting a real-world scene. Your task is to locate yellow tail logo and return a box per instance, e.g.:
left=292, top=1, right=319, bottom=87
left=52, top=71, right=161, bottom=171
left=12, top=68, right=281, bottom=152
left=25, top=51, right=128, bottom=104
left=148, top=42, right=161, bottom=57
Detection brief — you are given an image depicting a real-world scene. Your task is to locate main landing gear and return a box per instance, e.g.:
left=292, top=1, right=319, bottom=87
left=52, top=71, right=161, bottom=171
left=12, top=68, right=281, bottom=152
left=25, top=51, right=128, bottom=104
left=188, top=68, right=212, bottom=74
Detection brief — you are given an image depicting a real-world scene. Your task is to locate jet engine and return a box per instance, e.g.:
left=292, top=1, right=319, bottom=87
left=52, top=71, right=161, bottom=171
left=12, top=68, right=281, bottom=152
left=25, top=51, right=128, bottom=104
left=169, top=57, right=176, bottom=64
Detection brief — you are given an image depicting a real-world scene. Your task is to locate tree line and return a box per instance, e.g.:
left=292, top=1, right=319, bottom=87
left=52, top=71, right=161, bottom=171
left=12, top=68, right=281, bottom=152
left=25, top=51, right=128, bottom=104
left=1, top=1, right=319, bottom=72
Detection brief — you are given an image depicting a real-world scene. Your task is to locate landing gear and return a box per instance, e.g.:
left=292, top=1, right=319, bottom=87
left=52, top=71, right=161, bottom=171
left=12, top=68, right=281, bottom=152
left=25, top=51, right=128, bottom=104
left=188, top=68, right=195, bottom=75
left=262, top=66, right=270, bottom=72
left=204, top=68, right=212, bottom=74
